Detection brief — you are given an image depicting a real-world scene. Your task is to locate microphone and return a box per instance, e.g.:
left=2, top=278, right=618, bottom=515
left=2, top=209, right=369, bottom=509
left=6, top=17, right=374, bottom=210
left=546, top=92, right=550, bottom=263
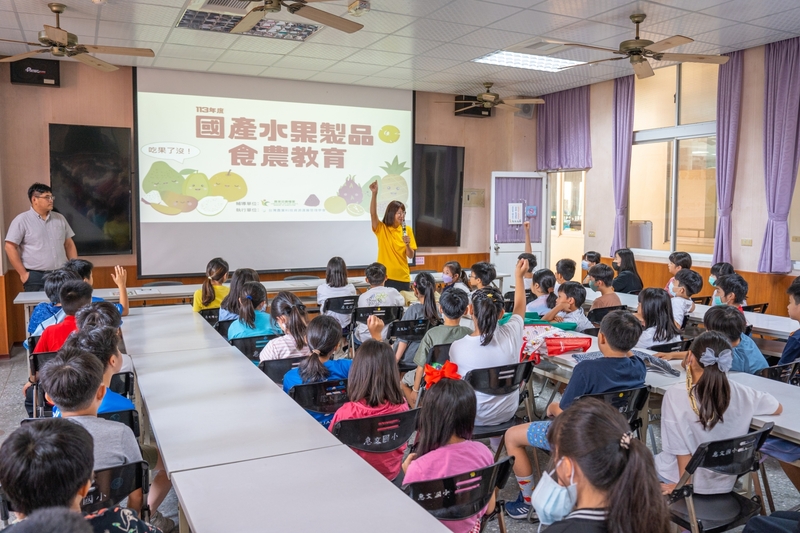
left=401, top=220, right=407, bottom=237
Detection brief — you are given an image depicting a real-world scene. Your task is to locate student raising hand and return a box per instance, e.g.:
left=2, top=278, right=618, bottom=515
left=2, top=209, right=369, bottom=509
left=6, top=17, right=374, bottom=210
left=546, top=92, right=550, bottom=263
left=514, top=258, right=529, bottom=318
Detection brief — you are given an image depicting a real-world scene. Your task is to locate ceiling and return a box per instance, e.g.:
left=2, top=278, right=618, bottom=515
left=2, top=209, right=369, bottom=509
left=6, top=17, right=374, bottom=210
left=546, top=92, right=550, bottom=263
left=1, top=0, right=799, bottom=97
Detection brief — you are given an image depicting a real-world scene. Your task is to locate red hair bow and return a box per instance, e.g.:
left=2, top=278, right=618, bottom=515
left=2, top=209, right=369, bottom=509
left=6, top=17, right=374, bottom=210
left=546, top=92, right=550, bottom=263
left=424, top=360, right=461, bottom=389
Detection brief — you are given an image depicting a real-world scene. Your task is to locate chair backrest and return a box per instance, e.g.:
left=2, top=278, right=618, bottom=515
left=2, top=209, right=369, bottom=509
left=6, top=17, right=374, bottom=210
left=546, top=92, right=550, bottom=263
left=81, top=460, right=150, bottom=519
left=583, top=327, right=600, bottom=337
left=258, top=356, right=309, bottom=385
left=30, top=350, right=58, bottom=374
left=289, top=379, right=349, bottom=414
left=321, top=296, right=358, bottom=316
left=403, top=458, right=514, bottom=521
left=650, top=340, right=691, bottom=353
left=389, top=319, right=431, bottom=342
left=586, top=305, right=629, bottom=326
left=579, top=386, right=650, bottom=432
left=142, top=281, right=183, bottom=287
left=354, top=306, right=405, bottom=325
left=464, top=362, right=532, bottom=396
left=214, top=319, right=235, bottom=338
left=683, top=423, right=774, bottom=479
left=27, top=335, right=40, bottom=353
left=98, top=409, right=140, bottom=438
left=742, top=303, right=769, bottom=314
left=284, top=275, right=320, bottom=280
left=332, top=409, right=420, bottom=453
left=198, top=308, right=219, bottom=325
left=109, top=372, right=135, bottom=400
left=425, top=343, right=452, bottom=366
left=760, top=363, right=800, bottom=386
left=692, top=296, right=711, bottom=306
left=230, top=334, right=281, bottom=362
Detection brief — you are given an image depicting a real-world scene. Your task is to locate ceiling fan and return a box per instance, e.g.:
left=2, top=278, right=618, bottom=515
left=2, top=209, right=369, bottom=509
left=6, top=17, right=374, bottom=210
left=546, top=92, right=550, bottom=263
left=552, top=13, right=729, bottom=79
left=0, top=3, right=154, bottom=72
left=231, top=0, right=363, bottom=35
left=438, top=82, right=545, bottom=113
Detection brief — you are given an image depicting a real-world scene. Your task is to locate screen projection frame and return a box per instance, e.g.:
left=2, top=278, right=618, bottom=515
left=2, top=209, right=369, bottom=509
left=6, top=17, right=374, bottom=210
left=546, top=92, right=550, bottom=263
left=133, top=68, right=415, bottom=278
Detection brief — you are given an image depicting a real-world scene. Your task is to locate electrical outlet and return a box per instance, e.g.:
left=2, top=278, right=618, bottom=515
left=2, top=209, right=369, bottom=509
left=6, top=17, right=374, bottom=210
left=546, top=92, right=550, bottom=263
left=588, top=231, right=596, bottom=237
left=741, top=238, right=753, bottom=246
left=793, top=236, right=800, bottom=243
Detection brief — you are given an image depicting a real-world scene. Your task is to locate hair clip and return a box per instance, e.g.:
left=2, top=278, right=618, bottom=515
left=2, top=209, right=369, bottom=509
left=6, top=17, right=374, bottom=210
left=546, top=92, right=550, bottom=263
left=699, top=347, right=733, bottom=373
left=620, top=431, right=633, bottom=450
left=245, top=295, right=253, bottom=300
left=208, top=276, right=213, bottom=280
left=424, top=360, right=461, bottom=389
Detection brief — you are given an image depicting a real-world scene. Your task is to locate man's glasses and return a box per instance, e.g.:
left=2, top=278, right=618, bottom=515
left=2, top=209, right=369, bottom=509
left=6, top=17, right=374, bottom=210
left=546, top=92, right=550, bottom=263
left=35, top=195, right=55, bottom=201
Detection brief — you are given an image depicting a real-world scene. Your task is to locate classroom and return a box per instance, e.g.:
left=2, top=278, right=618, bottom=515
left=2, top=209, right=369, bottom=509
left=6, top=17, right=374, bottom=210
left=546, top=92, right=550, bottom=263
left=2, top=1, right=800, bottom=532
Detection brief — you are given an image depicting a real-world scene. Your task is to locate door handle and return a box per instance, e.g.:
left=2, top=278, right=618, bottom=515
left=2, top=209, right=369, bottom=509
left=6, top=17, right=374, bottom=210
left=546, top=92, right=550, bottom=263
left=493, top=244, right=500, bottom=253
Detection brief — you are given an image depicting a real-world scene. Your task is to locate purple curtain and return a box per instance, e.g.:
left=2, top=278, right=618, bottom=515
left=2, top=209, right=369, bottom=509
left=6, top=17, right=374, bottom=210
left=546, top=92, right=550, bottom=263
left=713, top=51, right=744, bottom=264
left=610, top=76, right=634, bottom=256
left=536, top=85, right=592, bottom=171
left=758, top=37, right=800, bottom=273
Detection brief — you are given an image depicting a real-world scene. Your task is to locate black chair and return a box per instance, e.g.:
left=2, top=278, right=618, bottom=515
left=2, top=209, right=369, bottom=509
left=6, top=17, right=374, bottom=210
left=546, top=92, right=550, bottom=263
left=322, top=296, right=358, bottom=349
left=578, top=387, right=649, bottom=437
left=198, top=308, right=219, bottom=326
left=389, top=318, right=432, bottom=343
left=692, top=296, right=712, bottom=306
left=214, top=319, right=235, bottom=339
left=98, top=409, right=141, bottom=438
left=760, top=362, right=800, bottom=386
left=403, top=457, right=515, bottom=533
left=742, top=303, right=769, bottom=314
left=586, top=305, right=628, bottom=326
left=109, top=371, right=135, bottom=401
left=651, top=340, right=692, bottom=353
left=29, top=350, right=58, bottom=418
left=354, top=306, right=405, bottom=326
left=583, top=327, right=600, bottom=337
left=668, top=423, right=774, bottom=533
left=230, top=334, right=282, bottom=362
left=258, top=356, right=309, bottom=385
left=412, top=343, right=454, bottom=408
left=288, top=379, right=349, bottom=415
left=26, top=335, right=40, bottom=353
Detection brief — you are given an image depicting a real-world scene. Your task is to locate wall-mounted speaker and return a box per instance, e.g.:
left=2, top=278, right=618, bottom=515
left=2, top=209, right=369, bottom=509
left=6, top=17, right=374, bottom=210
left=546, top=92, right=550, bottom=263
left=514, top=103, right=535, bottom=120
left=9, top=58, right=60, bottom=87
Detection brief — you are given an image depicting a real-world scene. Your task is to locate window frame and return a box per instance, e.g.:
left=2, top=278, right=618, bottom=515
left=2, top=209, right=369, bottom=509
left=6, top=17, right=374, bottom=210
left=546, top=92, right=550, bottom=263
left=548, top=170, right=586, bottom=237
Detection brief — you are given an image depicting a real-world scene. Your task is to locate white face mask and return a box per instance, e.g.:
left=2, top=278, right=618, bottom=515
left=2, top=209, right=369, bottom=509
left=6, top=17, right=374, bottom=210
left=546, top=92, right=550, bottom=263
left=523, top=278, right=532, bottom=290
left=531, top=459, right=578, bottom=525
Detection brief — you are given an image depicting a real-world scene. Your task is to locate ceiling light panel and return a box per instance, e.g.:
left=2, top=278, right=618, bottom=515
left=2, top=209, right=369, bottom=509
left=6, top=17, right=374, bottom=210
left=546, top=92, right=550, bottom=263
left=176, top=9, right=321, bottom=41
left=473, top=50, right=585, bottom=72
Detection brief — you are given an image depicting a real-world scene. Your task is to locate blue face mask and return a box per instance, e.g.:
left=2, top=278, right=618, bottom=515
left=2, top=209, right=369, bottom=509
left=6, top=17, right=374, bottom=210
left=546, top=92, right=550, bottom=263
left=588, top=280, right=598, bottom=292
left=708, top=275, right=716, bottom=287
left=668, top=284, right=677, bottom=297
left=712, top=295, right=724, bottom=306
left=531, top=459, right=577, bottom=526
left=442, top=274, right=453, bottom=284
left=581, top=260, right=590, bottom=271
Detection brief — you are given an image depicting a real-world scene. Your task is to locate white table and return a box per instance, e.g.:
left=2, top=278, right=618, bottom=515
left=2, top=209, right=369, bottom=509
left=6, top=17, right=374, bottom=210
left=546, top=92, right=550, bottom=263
left=120, top=306, right=228, bottom=356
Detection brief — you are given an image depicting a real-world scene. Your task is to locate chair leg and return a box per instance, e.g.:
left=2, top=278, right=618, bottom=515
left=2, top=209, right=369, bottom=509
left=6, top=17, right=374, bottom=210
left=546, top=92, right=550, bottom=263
left=752, top=470, right=768, bottom=516
left=532, top=448, right=542, bottom=480
left=760, top=460, right=776, bottom=513
left=648, top=424, right=658, bottom=455
left=496, top=496, right=508, bottom=533
left=493, top=437, right=506, bottom=462
left=686, top=494, right=700, bottom=533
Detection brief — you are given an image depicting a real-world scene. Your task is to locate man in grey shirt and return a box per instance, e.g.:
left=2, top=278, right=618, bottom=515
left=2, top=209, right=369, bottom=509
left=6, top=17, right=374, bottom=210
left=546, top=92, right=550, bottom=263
left=5, top=183, right=77, bottom=291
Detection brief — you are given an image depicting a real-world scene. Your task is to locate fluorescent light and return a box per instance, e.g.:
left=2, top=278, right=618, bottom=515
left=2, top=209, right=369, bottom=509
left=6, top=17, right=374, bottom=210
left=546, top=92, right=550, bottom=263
left=473, top=50, right=585, bottom=72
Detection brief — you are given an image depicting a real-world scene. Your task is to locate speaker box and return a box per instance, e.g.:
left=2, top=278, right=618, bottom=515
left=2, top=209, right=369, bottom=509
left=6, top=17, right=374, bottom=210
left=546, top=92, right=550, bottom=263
left=455, top=95, right=492, bottom=118
left=10, top=58, right=60, bottom=87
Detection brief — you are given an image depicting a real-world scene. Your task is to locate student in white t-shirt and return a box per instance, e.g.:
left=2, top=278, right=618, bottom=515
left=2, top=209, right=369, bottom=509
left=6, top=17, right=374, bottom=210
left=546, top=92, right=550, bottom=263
left=670, top=269, right=703, bottom=329
left=541, top=281, right=593, bottom=332
left=317, top=256, right=357, bottom=330
left=634, top=288, right=682, bottom=349
left=355, top=262, right=405, bottom=343
left=450, top=258, right=529, bottom=427
left=655, top=331, right=782, bottom=495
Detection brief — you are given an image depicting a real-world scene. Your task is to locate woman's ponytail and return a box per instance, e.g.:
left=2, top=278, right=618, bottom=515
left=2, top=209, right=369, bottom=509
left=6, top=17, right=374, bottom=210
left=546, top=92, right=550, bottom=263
left=414, top=272, right=440, bottom=326
left=472, top=287, right=504, bottom=346
left=533, top=269, right=557, bottom=309
left=201, top=257, right=229, bottom=306
left=271, top=291, right=309, bottom=350
left=690, top=332, right=733, bottom=430
left=238, top=282, right=266, bottom=329
left=445, top=261, right=469, bottom=286
left=298, top=315, right=340, bottom=382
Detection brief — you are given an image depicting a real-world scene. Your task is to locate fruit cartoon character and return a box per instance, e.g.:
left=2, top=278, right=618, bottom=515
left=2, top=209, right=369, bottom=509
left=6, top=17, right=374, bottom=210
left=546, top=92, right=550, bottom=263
left=160, top=191, right=198, bottom=213
left=182, top=172, right=209, bottom=200
left=209, top=170, right=247, bottom=202
left=197, top=196, right=228, bottom=216
left=337, top=176, right=362, bottom=204
left=378, top=125, right=400, bottom=143
left=143, top=161, right=184, bottom=195
left=375, top=157, right=410, bottom=214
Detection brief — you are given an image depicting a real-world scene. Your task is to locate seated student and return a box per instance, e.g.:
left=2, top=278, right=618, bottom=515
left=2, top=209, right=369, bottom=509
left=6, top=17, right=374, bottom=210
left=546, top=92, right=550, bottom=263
left=744, top=512, right=800, bottom=533
left=542, top=281, right=593, bottom=332
left=534, top=399, right=671, bottom=532
left=450, top=259, right=528, bottom=427
left=526, top=269, right=557, bottom=316
left=317, top=256, right=357, bottom=330
left=34, top=280, right=93, bottom=353
left=354, top=262, right=405, bottom=343
left=469, top=261, right=496, bottom=290
left=611, top=248, right=643, bottom=294
left=778, top=279, right=800, bottom=364
left=705, top=306, right=767, bottom=373
left=28, top=268, right=81, bottom=338
left=329, top=339, right=410, bottom=481
left=259, top=291, right=311, bottom=361
left=508, top=251, right=538, bottom=304
left=227, top=282, right=281, bottom=340
left=713, top=273, right=748, bottom=310
left=633, top=288, right=682, bottom=349
left=655, top=332, right=781, bottom=495
left=401, top=379, right=495, bottom=533
left=11, top=507, right=94, bottom=533
left=503, top=310, right=646, bottom=519
left=192, top=257, right=229, bottom=312
left=219, top=268, right=259, bottom=322
left=441, top=260, right=470, bottom=295
left=670, top=268, right=703, bottom=328
left=0, top=418, right=160, bottom=533
left=402, top=289, right=472, bottom=407
left=664, top=251, right=692, bottom=293
left=64, top=259, right=129, bottom=317
left=581, top=251, right=601, bottom=285
left=554, top=258, right=576, bottom=294
left=708, top=261, right=736, bottom=288
left=395, top=272, right=441, bottom=365
left=75, top=302, right=132, bottom=373
left=587, top=264, right=621, bottom=311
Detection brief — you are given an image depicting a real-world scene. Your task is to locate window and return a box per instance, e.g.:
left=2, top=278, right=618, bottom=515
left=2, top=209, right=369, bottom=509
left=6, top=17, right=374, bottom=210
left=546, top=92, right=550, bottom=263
left=790, top=168, right=800, bottom=263
left=548, top=171, right=584, bottom=234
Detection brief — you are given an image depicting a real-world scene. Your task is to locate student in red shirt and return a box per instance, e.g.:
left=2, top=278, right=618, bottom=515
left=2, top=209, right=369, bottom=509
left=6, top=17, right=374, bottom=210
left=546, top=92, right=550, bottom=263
left=34, top=280, right=92, bottom=353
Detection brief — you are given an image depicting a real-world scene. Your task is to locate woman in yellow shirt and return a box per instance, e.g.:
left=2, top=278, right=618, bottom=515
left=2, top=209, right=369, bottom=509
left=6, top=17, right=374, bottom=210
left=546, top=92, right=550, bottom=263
left=369, top=181, right=417, bottom=291
left=192, top=257, right=230, bottom=312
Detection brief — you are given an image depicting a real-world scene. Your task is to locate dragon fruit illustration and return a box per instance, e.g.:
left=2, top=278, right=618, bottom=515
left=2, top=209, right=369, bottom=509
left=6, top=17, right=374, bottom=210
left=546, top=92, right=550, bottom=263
left=337, top=175, right=362, bottom=205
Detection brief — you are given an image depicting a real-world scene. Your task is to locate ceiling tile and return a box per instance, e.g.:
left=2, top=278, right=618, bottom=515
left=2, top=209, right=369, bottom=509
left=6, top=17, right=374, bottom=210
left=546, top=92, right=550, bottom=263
left=368, top=35, right=440, bottom=54
left=216, top=49, right=284, bottom=66
left=230, top=35, right=301, bottom=54
left=395, top=19, right=480, bottom=42
left=272, top=55, right=338, bottom=70
left=453, top=27, right=533, bottom=49
left=18, top=13, right=97, bottom=37
left=350, top=76, right=406, bottom=88
left=134, top=0, right=188, bottom=6
left=645, top=13, right=740, bottom=37
left=440, top=61, right=509, bottom=78
left=394, top=55, right=462, bottom=71
left=345, top=48, right=412, bottom=66
left=750, top=8, right=800, bottom=35
left=16, top=1, right=96, bottom=19
left=371, top=66, right=434, bottom=80
left=167, top=28, right=240, bottom=48
left=534, top=0, right=634, bottom=19
left=305, top=27, right=384, bottom=47
left=99, top=3, right=182, bottom=27
left=543, top=20, right=630, bottom=43
left=208, top=62, right=268, bottom=76
left=0, top=41, right=32, bottom=57
left=323, top=61, right=387, bottom=76
left=695, top=24, right=790, bottom=48
left=647, top=0, right=731, bottom=11
left=259, top=66, right=318, bottom=80
left=700, top=0, right=799, bottom=23
left=153, top=56, right=213, bottom=70
left=371, top=0, right=452, bottom=17
left=589, top=1, right=690, bottom=28
left=160, top=43, right=225, bottom=61
left=0, top=10, right=18, bottom=29
left=357, top=10, right=416, bottom=34
left=488, top=9, right=579, bottom=35
left=0, top=0, right=13, bottom=10
left=423, top=43, right=495, bottom=61
left=591, top=28, right=672, bottom=49
left=427, top=0, right=523, bottom=26
left=287, top=42, right=360, bottom=61
left=307, top=71, right=365, bottom=84
left=98, top=21, right=171, bottom=42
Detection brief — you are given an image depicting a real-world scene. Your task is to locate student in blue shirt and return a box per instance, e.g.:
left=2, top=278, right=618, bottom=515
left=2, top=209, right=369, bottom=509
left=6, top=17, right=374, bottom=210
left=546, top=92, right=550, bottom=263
left=219, top=267, right=260, bottom=322
left=227, top=282, right=282, bottom=340
left=64, top=259, right=129, bottom=317
left=704, top=305, right=768, bottom=374
left=778, top=280, right=800, bottom=365
left=28, top=268, right=81, bottom=338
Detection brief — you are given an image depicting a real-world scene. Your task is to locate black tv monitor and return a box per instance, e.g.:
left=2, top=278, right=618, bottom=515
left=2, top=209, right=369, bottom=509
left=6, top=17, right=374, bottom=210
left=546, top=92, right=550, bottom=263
left=49, top=124, right=133, bottom=255
left=412, top=144, right=465, bottom=247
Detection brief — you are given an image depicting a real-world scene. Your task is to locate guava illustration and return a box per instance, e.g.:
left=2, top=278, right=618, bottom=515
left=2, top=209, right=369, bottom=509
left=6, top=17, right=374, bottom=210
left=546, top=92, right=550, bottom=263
left=141, top=198, right=181, bottom=216
left=197, top=196, right=228, bottom=216
left=359, top=176, right=380, bottom=212
left=160, top=191, right=198, bottom=213
left=209, top=170, right=247, bottom=202
left=346, top=204, right=365, bottom=217
left=141, top=190, right=163, bottom=204
left=324, top=195, right=347, bottom=214
left=183, top=172, right=210, bottom=200
left=378, top=125, right=400, bottom=143
left=337, top=175, right=362, bottom=204
left=305, top=194, right=320, bottom=207
left=143, top=161, right=184, bottom=195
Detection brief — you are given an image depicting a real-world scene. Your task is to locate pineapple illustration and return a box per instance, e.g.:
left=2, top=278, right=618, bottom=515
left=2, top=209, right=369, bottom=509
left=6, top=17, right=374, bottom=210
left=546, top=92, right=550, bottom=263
left=360, top=156, right=410, bottom=214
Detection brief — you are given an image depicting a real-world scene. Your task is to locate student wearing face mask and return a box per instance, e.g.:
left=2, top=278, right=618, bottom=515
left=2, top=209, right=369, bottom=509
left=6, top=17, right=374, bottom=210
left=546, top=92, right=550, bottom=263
left=708, top=261, right=735, bottom=289
left=610, top=249, right=643, bottom=294
left=440, top=261, right=470, bottom=295
left=581, top=251, right=601, bottom=285
left=587, top=264, right=620, bottom=311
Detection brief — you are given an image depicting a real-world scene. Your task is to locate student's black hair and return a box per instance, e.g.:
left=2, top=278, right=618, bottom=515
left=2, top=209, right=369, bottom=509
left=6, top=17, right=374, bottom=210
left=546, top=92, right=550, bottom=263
left=365, top=262, right=387, bottom=286
left=788, top=278, right=800, bottom=305
left=59, top=280, right=93, bottom=316
left=547, top=399, right=671, bottom=533
left=348, top=339, right=405, bottom=407
left=382, top=200, right=406, bottom=227
left=583, top=251, right=601, bottom=264
left=443, top=261, right=469, bottom=285
left=14, top=507, right=93, bottom=533
left=416, top=379, right=476, bottom=457
left=0, top=418, right=94, bottom=516
left=201, top=257, right=229, bottom=307
left=75, top=301, right=122, bottom=330
left=27, top=182, right=52, bottom=202
left=64, top=325, right=120, bottom=371
left=675, top=269, right=703, bottom=297
left=556, top=258, right=577, bottom=281
left=43, top=268, right=81, bottom=304
left=39, top=347, right=104, bottom=412
left=613, top=248, right=642, bottom=285
left=63, top=259, right=94, bottom=281
left=702, top=305, right=746, bottom=343
left=325, top=256, right=349, bottom=288
left=668, top=251, right=692, bottom=270
left=532, top=269, right=557, bottom=309
left=588, top=263, right=614, bottom=287
left=600, top=310, right=642, bottom=352
left=710, top=262, right=736, bottom=277
left=221, top=268, right=259, bottom=317
left=438, top=289, right=469, bottom=320
left=558, top=281, right=586, bottom=308
left=413, top=272, right=441, bottom=326
left=715, top=274, right=748, bottom=304
left=471, top=287, right=505, bottom=346
left=271, top=291, right=308, bottom=350
left=237, top=282, right=267, bottom=329
left=517, top=253, right=537, bottom=273
left=638, top=288, right=680, bottom=343
left=470, top=262, right=496, bottom=287
left=298, top=315, right=341, bottom=383
left=689, top=331, right=733, bottom=430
